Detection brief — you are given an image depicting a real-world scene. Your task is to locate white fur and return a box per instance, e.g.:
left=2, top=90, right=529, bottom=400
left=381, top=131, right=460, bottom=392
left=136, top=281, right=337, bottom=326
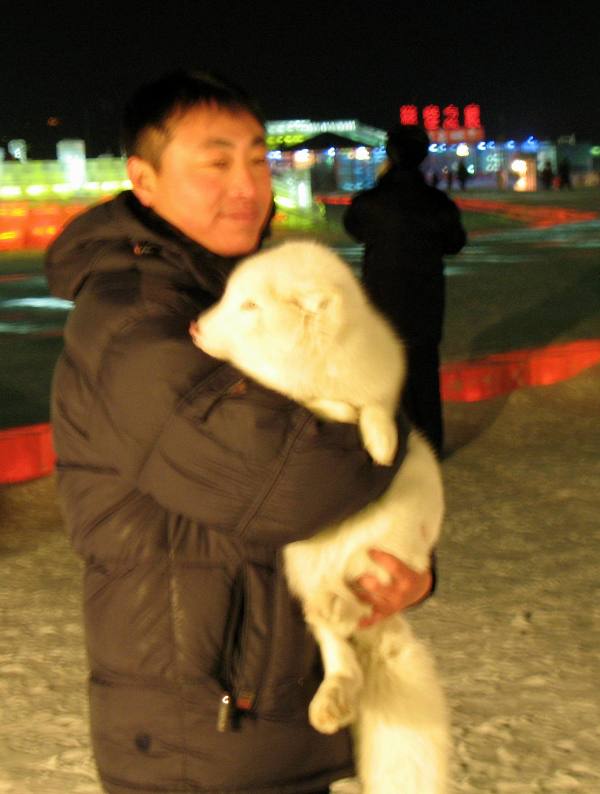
left=192, top=241, right=449, bottom=793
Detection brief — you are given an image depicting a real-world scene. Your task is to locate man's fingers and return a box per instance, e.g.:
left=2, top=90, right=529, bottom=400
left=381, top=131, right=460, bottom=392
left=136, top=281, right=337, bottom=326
left=358, top=609, right=386, bottom=629
left=354, top=574, right=383, bottom=592
left=368, top=548, right=414, bottom=576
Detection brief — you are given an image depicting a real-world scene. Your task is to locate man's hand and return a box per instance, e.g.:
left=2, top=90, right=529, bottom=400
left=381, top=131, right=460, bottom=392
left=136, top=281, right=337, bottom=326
left=348, top=549, right=433, bottom=629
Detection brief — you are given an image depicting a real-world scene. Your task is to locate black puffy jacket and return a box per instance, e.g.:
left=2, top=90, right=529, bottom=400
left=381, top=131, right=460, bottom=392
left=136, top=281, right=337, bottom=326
left=45, top=192, right=406, bottom=794
left=343, top=168, right=467, bottom=343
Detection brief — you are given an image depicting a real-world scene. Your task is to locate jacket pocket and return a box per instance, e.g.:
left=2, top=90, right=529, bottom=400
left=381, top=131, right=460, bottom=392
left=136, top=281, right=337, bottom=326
left=217, top=562, right=272, bottom=730
left=217, top=558, right=321, bottom=730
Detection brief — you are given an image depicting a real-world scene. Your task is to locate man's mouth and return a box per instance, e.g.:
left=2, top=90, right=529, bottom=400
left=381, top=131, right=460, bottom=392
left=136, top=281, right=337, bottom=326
left=221, top=206, right=261, bottom=223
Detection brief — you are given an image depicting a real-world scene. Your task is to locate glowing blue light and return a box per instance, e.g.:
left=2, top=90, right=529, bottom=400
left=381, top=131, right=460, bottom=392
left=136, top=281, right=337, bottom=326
left=0, top=297, right=73, bottom=310
left=428, top=143, right=438, bottom=152
left=522, top=135, right=539, bottom=152
left=267, top=150, right=282, bottom=160
left=438, top=143, right=447, bottom=152
left=477, top=141, right=487, bottom=151
left=327, top=147, right=336, bottom=156
left=487, top=140, right=496, bottom=149
left=506, top=140, right=516, bottom=149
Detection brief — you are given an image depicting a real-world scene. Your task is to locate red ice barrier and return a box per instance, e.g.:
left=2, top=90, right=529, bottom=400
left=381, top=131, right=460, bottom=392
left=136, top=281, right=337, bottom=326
left=0, top=423, right=56, bottom=484
left=441, top=339, right=600, bottom=402
left=0, top=202, right=90, bottom=251
left=314, top=195, right=599, bottom=228
left=452, top=198, right=598, bottom=227
left=1, top=340, right=599, bottom=484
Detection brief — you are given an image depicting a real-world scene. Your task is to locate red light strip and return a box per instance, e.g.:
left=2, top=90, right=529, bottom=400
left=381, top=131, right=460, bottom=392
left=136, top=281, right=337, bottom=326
left=2, top=340, right=598, bottom=484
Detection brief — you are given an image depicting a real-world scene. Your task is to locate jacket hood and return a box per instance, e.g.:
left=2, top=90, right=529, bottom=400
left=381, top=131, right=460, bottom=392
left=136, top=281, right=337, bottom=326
left=45, top=191, right=239, bottom=301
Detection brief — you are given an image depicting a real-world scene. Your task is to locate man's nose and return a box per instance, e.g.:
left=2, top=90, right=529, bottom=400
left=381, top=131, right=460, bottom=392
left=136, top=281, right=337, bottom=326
left=229, top=162, right=259, bottom=199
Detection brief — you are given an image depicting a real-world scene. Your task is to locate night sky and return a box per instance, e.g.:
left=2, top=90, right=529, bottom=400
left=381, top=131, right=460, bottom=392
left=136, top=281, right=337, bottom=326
left=1, top=0, right=598, bottom=158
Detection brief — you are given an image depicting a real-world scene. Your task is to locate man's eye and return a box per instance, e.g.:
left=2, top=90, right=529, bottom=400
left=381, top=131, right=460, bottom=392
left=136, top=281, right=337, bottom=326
left=241, top=300, right=258, bottom=311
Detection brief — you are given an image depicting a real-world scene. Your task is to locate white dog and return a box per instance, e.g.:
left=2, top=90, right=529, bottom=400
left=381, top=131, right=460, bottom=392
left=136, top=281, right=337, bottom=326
left=190, top=241, right=448, bottom=794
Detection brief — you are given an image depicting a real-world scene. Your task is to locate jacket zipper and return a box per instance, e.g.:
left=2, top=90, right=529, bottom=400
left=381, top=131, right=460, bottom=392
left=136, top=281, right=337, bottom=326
left=217, top=572, right=245, bottom=732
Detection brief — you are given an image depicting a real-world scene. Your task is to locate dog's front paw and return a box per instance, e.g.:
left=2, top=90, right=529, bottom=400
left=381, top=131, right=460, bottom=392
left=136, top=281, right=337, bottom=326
left=359, top=407, right=397, bottom=465
left=307, top=399, right=359, bottom=423
left=309, top=675, right=359, bottom=734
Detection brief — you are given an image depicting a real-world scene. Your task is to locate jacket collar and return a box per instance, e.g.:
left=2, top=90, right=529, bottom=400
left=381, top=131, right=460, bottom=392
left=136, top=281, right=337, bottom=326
left=125, top=192, right=240, bottom=299
left=45, top=191, right=244, bottom=301
left=378, top=167, right=426, bottom=188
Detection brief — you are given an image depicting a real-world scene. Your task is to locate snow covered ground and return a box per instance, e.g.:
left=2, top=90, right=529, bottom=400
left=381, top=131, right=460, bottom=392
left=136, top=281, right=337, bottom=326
left=1, top=365, right=599, bottom=793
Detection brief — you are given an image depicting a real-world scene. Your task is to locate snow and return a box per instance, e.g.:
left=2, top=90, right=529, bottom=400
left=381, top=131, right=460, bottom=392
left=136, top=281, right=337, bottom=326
left=1, top=365, right=599, bottom=793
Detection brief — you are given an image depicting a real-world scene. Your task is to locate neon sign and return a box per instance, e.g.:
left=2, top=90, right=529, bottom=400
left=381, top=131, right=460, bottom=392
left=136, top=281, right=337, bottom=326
left=400, top=104, right=484, bottom=143
left=400, top=104, right=482, bottom=130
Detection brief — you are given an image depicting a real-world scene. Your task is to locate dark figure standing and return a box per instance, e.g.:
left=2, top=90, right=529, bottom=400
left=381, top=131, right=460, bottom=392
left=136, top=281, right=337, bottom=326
left=445, top=166, right=454, bottom=192
left=558, top=157, right=572, bottom=189
left=457, top=160, right=469, bottom=190
left=540, top=160, right=554, bottom=190
left=343, top=124, right=467, bottom=456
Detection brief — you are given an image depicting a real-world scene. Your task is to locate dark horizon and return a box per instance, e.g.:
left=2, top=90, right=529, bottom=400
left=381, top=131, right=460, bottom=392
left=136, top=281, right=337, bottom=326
left=1, top=1, right=598, bottom=159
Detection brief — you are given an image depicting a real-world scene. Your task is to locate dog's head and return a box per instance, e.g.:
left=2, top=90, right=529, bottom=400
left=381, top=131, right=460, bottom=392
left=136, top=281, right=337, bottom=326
left=190, top=241, right=365, bottom=392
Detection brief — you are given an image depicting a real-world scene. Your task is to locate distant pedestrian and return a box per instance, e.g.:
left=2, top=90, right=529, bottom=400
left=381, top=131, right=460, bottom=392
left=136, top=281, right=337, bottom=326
left=457, top=160, right=469, bottom=190
left=496, top=168, right=508, bottom=190
left=558, top=158, right=572, bottom=189
left=343, top=124, right=467, bottom=455
left=540, top=161, right=554, bottom=190
left=429, top=170, right=440, bottom=188
left=445, top=166, right=454, bottom=192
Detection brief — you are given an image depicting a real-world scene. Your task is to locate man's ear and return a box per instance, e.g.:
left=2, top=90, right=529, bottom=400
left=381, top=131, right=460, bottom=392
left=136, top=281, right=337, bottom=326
left=126, top=156, right=158, bottom=207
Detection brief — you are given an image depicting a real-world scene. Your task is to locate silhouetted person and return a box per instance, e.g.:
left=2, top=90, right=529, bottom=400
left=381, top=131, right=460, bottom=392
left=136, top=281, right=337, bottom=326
left=429, top=170, right=440, bottom=188
left=343, top=124, right=467, bottom=456
left=445, top=166, right=454, bottom=192
left=558, top=158, right=572, bottom=189
left=540, top=160, right=554, bottom=190
left=457, top=160, right=469, bottom=190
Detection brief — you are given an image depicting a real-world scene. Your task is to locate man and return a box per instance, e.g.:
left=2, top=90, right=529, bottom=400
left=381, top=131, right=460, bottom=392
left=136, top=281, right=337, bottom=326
left=45, top=71, right=433, bottom=794
left=344, top=124, right=467, bottom=456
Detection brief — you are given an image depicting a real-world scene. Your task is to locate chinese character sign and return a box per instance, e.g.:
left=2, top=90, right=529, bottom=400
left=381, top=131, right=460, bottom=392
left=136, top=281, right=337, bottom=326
left=399, top=105, right=419, bottom=125
left=442, top=105, right=460, bottom=130
left=422, top=105, right=441, bottom=131
left=399, top=104, right=482, bottom=131
left=463, top=103, right=482, bottom=129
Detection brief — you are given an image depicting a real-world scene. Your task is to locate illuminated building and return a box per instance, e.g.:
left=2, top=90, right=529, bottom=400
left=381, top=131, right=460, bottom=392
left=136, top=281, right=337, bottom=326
left=0, top=124, right=599, bottom=253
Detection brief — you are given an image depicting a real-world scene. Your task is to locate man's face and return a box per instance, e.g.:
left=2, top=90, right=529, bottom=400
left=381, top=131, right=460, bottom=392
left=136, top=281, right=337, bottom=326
left=129, top=105, right=273, bottom=257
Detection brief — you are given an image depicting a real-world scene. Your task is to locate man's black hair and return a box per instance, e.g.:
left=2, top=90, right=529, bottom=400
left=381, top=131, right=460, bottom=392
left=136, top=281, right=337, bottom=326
left=120, top=69, right=265, bottom=162
left=385, top=124, right=430, bottom=169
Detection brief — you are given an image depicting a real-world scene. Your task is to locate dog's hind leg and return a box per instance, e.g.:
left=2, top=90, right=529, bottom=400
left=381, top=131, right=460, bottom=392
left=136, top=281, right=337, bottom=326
left=304, top=610, right=364, bottom=735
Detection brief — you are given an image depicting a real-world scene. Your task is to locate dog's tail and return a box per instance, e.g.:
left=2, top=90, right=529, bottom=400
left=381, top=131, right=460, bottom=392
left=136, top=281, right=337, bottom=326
left=353, top=618, right=449, bottom=794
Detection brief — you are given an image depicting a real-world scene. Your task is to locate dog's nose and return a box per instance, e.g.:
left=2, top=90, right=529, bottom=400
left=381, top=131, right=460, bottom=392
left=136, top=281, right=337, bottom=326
left=189, top=320, right=201, bottom=345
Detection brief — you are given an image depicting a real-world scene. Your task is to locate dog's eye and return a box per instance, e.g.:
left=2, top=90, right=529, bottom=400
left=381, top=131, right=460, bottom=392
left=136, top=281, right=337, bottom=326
left=241, top=300, right=258, bottom=311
